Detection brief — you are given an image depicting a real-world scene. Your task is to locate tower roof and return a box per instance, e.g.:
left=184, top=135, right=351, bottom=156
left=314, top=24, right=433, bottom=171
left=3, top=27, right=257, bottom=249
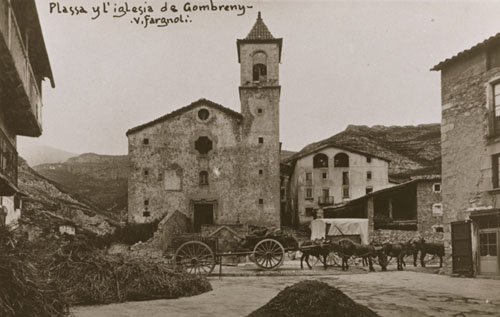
left=237, top=12, right=283, bottom=63
left=245, top=12, right=275, bottom=40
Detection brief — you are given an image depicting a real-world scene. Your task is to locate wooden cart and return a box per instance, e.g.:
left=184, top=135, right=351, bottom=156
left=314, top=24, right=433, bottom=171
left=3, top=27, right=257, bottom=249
left=171, top=232, right=298, bottom=275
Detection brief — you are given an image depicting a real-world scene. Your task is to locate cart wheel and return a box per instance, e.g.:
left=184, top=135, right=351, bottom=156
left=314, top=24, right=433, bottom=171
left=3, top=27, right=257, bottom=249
left=253, top=239, right=285, bottom=270
left=175, top=241, right=215, bottom=275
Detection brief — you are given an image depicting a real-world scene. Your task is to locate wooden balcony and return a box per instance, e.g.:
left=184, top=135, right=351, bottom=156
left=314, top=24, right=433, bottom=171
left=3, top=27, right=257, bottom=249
left=318, top=196, right=334, bottom=206
left=0, top=0, right=43, bottom=137
left=0, top=128, right=18, bottom=194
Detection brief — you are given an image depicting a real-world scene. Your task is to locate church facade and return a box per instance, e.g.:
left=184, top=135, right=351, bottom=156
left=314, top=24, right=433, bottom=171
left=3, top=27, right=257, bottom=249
left=126, top=13, right=281, bottom=231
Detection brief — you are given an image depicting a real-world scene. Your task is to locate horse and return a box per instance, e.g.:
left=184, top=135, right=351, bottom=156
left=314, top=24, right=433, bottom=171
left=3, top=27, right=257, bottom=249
left=299, top=240, right=341, bottom=270
left=337, top=239, right=387, bottom=272
left=382, top=240, right=413, bottom=271
left=412, top=238, right=444, bottom=267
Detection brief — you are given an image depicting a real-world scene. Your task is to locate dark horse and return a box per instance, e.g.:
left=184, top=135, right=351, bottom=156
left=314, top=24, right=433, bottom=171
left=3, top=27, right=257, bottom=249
left=382, top=240, right=414, bottom=271
left=299, top=240, right=341, bottom=270
left=412, top=238, right=444, bottom=268
left=338, top=239, right=387, bottom=272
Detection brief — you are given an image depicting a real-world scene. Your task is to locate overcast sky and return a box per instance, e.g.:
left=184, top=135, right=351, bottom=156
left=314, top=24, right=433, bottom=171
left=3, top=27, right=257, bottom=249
left=18, top=0, right=500, bottom=155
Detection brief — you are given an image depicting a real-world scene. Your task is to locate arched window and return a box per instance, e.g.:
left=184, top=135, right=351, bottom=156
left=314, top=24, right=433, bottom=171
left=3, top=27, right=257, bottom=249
left=334, top=153, right=349, bottom=167
left=199, top=171, right=208, bottom=185
left=253, top=64, right=267, bottom=82
left=313, top=153, right=329, bottom=168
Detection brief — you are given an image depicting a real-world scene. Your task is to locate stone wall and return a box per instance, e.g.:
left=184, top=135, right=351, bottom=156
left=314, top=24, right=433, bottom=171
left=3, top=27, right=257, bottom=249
left=416, top=181, right=443, bottom=233
left=152, top=210, right=190, bottom=253
left=440, top=47, right=500, bottom=273
left=371, top=229, right=443, bottom=244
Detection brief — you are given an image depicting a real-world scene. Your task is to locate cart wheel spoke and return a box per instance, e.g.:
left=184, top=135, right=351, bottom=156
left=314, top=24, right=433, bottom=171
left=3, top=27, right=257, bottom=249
left=175, top=241, right=215, bottom=275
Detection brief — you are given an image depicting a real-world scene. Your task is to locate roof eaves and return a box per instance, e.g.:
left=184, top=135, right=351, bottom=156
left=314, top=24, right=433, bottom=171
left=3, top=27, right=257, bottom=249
left=126, top=99, right=243, bottom=136
left=431, top=32, right=500, bottom=71
left=283, top=143, right=391, bottom=164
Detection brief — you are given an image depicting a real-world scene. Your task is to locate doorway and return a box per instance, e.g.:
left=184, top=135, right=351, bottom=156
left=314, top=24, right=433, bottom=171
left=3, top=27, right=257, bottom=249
left=476, top=215, right=500, bottom=275
left=193, top=203, right=214, bottom=233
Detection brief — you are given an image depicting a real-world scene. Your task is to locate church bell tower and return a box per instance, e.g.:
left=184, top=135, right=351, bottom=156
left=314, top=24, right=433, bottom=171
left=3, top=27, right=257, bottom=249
left=236, top=12, right=282, bottom=226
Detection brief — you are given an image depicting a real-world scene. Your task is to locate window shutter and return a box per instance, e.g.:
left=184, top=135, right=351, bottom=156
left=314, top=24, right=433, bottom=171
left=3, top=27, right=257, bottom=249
left=488, top=108, right=496, bottom=136
left=492, top=155, right=499, bottom=188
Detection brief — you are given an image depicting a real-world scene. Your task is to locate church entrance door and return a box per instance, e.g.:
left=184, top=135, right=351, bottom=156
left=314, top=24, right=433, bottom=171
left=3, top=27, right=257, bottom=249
left=193, top=203, right=214, bottom=233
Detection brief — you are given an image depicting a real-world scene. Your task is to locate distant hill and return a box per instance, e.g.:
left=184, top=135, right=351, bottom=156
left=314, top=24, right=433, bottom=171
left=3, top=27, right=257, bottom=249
left=285, top=124, right=441, bottom=182
left=280, top=150, right=296, bottom=161
left=18, top=157, right=115, bottom=235
left=17, top=143, right=77, bottom=166
left=34, top=153, right=129, bottom=222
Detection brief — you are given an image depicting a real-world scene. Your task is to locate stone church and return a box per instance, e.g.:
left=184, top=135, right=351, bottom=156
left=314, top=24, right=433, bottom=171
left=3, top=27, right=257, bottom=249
left=126, top=13, right=282, bottom=232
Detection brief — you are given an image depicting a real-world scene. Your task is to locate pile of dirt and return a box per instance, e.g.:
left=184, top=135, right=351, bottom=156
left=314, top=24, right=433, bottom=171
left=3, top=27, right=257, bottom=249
left=249, top=280, right=379, bottom=317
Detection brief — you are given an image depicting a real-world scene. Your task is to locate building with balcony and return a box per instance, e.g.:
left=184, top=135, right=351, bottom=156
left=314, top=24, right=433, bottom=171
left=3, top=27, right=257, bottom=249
left=283, top=144, right=392, bottom=226
left=0, top=0, right=54, bottom=226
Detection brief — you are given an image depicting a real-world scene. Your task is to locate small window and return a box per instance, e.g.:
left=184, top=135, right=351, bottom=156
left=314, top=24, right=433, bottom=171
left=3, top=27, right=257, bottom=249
left=143, top=138, right=149, bottom=145
left=433, top=183, right=441, bottom=193
left=305, top=188, right=313, bottom=199
left=334, top=153, right=349, bottom=167
left=143, top=211, right=151, bottom=217
left=14, top=196, right=21, bottom=209
left=259, top=198, right=264, bottom=204
left=305, top=172, right=312, bottom=181
left=258, top=137, right=264, bottom=144
left=366, top=157, right=372, bottom=163
left=198, top=109, right=210, bottom=120
left=366, top=187, right=373, bottom=194
left=257, top=108, right=263, bottom=114
left=199, top=171, right=209, bottom=185
left=322, top=172, right=328, bottom=179
left=259, top=169, right=263, bottom=175
left=144, top=169, right=149, bottom=176
left=342, top=172, right=349, bottom=185
left=432, top=203, right=443, bottom=216
left=305, top=207, right=315, bottom=217
left=313, top=153, right=329, bottom=168
left=195, top=136, right=213, bottom=155
left=158, top=172, right=163, bottom=181
left=144, top=199, right=149, bottom=206
left=343, top=187, right=350, bottom=198
left=367, top=171, right=372, bottom=180
left=432, top=225, right=444, bottom=233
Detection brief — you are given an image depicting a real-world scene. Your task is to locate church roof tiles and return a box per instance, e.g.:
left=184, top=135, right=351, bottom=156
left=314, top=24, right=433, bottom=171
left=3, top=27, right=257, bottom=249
left=245, top=12, right=275, bottom=40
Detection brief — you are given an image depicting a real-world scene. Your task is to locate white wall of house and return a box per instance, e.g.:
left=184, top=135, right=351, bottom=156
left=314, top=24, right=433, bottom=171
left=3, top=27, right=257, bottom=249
left=290, top=147, right=391, bottom=225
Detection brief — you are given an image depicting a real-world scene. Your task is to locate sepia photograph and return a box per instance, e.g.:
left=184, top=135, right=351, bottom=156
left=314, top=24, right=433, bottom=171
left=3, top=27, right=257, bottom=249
left=1, top=0, right=500, bottom=316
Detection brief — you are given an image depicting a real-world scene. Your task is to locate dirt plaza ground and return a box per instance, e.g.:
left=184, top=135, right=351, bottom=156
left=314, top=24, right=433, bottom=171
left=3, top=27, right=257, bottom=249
left=72, top=261, right=500, bottom=317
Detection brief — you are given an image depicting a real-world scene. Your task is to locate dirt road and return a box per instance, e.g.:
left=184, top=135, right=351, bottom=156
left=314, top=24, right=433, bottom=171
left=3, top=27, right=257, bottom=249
left=72, top=270, right=500, bottom=317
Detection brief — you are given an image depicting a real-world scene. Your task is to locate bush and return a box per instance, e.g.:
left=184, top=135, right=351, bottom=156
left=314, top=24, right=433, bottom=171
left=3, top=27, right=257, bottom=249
left=0, top=228, right=69, bottom=317
left=97, top=220, right=160, bottom=247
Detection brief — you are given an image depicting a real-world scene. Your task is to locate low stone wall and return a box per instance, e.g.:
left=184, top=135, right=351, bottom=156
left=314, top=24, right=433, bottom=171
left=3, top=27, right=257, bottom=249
left=152, top=210, right=190, bottom=253
left=371, top=229, right=444, bottom=244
